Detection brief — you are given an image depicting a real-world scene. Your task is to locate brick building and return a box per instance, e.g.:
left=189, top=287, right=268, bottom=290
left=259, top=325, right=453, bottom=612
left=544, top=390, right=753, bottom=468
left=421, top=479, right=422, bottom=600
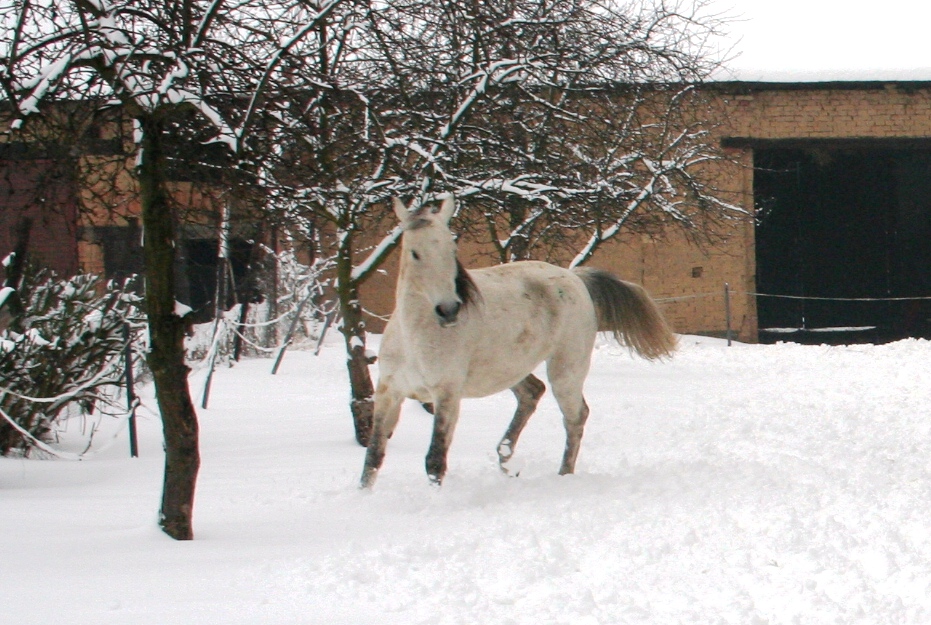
left=714, top=81, right=931, bottom=342
left=360, top=80, right=931, bottom=343
left=0, top=150, right=79, bottom=277
left=7, top=81, right=931, bottom=341
left=0, top=111, right=259, bottom=322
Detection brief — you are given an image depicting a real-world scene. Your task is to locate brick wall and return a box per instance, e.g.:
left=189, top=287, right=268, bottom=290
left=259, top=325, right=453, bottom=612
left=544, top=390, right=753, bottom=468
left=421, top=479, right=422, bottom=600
left=0, top=159, right=80, bottom=278
left=361, top=82, right=931, bottom=342
left=720, top=83, right=931, bottom=139
left=10, top=84, right=931, bottom=341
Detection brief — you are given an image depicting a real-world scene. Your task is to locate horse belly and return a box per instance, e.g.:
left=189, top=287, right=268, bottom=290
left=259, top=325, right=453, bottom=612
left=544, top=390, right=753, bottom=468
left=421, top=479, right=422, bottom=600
left=459, top=312, right=564, bottom=398
left=461, top=355, right=545, bottom=398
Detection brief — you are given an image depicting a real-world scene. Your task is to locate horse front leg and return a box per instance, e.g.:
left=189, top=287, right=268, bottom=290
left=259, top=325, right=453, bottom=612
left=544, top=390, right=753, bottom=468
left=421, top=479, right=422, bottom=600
left=360, top=382, right=403, bottom=489
left=498, top=373, right=546, bottom=474
left=425, top=392, right=462, bottom=485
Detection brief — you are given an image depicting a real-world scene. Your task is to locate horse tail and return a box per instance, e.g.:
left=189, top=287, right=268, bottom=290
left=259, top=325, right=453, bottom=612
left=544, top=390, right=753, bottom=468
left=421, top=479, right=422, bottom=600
left=573, top=267, right=677, bottom=360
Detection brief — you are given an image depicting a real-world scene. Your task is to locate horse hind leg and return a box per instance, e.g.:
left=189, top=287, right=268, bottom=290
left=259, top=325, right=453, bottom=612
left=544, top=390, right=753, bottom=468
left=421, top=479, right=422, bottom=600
left=497, top=373, right=546, bottom=475
left=558, top=395, right=589, bottom=475
left=547, top=366, right=590, bottom=476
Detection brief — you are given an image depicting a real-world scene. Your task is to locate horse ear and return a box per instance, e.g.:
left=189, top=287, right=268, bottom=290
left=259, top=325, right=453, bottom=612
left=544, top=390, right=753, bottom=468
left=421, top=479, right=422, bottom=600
left=392, top=197, right=410, bottom=225
left=436, top=195, right=455, bottom=224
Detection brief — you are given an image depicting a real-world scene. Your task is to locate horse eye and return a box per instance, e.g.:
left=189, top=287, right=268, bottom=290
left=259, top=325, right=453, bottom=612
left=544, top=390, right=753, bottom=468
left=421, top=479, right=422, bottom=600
left=411, top=250, right=421, bottom=260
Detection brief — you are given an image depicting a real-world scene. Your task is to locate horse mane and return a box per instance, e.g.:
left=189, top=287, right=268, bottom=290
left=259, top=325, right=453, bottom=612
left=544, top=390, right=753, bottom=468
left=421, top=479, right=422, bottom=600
left=455, top=259, right=481, bottom=309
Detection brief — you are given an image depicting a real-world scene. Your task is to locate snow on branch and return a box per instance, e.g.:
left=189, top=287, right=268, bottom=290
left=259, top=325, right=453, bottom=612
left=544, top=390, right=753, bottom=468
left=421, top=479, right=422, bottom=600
left=350, top=224, right=403, bottom=283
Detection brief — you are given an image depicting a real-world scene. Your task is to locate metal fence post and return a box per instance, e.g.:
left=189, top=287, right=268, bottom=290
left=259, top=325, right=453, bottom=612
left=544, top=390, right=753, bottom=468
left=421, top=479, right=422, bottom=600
left=271, top=289, right=314, bottom=375
left=123, top=322, right=139, bottom=458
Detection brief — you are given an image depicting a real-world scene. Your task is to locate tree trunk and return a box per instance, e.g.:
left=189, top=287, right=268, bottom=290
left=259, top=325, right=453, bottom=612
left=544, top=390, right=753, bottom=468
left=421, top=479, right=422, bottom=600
left=139, top=116, right=200, bottom=541
left=341, top=288, right=375, bottom=447
left=336, top=232, right=375, bottom=447
left=507, top=197, right=530, bottom=262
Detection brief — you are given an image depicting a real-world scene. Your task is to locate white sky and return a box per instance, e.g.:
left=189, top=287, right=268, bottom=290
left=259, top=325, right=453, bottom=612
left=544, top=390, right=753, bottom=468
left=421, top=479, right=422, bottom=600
left=716, top=1, right=931, bottom=81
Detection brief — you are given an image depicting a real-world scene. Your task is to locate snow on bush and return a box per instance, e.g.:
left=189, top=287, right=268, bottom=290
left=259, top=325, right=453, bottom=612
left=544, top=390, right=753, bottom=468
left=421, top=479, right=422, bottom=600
left=183, top=247, right=335, bottom=366
left=0, top=269, right=143, bottom=456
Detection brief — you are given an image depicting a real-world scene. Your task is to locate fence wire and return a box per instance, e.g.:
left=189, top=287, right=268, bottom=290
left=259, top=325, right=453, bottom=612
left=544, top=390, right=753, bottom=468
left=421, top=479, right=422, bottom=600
left=657, top=290, right=931, bottom=304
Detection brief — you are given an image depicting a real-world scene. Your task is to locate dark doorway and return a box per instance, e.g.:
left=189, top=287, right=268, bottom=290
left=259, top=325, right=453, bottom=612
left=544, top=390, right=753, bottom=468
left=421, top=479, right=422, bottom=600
left=175, top=237, right=256, bottom=323
left=99, top=218, right=144, bottom=284
left=755, top=146, right=931, bottom=344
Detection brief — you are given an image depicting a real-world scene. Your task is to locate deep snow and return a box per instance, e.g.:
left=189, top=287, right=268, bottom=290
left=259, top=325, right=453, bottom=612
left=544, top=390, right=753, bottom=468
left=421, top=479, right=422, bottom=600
left=4, top=334, right=931, bottom=624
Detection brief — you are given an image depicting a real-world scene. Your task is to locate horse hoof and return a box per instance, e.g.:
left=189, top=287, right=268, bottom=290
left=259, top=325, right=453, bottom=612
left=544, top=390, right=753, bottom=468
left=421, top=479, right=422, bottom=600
left=360, top=468, right=378, bottom=489
left=499, top=466, right=521, bottom=478
left=499, top=455, right=525, bottom=477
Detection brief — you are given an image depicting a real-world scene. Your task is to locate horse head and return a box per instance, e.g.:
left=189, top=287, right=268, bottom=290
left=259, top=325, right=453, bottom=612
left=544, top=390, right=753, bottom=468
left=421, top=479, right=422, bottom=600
left=393, top=196, right=464, bottom=327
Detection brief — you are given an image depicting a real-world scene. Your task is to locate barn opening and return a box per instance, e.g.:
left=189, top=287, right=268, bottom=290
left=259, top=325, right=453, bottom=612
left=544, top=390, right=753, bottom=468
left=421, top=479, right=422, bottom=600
left=752, top=140, right=931, bottom=344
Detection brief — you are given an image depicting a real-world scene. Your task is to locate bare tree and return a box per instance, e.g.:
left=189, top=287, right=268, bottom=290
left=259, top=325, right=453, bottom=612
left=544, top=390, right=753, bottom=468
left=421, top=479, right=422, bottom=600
left=1, top=0, right=344, bottom=539
left=265, top=0, right=737, bottom=445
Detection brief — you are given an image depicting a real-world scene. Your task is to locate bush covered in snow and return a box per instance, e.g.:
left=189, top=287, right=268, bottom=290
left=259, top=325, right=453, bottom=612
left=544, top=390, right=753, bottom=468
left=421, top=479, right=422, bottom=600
left=213, top=246, right=335, bottom=360
left=0, top=269, right=143, bottom=456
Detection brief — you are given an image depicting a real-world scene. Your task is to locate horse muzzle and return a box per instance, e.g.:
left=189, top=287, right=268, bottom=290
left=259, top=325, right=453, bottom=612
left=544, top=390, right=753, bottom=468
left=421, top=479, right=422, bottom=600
left=435, top=301, right=461, bottom=327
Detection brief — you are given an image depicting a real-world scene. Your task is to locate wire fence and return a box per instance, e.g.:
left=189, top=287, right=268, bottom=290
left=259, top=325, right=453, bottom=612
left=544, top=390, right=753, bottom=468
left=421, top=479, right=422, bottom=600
left=2, top=292, right=334, bottom=461
left=658, top=292, right=931, bottom=303
left=656, top=284, right=931, bottom=346
left=12, top=281, right=931, bottom=460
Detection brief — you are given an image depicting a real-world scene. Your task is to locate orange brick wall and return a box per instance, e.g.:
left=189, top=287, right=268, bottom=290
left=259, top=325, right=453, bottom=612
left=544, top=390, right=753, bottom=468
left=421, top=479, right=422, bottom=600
left=361, top=82, right=931, bottom=342
left=12, top=85, right=931, bottom=342
left=575, top=83, right=931, bottom=342
left=721, top=83, right=931, bottom=139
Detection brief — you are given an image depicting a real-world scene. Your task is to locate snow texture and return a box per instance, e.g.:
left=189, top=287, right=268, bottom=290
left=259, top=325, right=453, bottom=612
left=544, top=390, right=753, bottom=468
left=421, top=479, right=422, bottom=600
left=0, top=286, right=14, bottom=310
left=4, top=334, right=931, bottom=623
left=174, top=300, right=193, bottom=318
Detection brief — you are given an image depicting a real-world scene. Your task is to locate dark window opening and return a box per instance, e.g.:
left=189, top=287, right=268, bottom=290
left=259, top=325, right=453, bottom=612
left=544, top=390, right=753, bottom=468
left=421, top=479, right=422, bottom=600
left=755, top=147, right=931, bottom=344
left=177, top=237, right=256, bottom=323
left=98, top=219, right=144, bottom=286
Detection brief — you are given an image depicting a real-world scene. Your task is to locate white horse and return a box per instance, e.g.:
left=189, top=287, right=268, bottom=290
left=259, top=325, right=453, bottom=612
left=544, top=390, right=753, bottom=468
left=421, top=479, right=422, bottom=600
left=360, top=196, right=676, bottom=487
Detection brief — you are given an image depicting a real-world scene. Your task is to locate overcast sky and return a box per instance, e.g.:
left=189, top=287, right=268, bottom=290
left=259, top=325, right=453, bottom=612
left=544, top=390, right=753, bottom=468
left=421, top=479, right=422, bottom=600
left=717, top=1, right=931, bottom=81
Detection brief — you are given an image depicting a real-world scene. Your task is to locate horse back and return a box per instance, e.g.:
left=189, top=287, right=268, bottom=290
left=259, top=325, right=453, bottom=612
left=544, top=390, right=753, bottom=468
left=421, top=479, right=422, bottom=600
left=378, top=260, right=598, bottom=401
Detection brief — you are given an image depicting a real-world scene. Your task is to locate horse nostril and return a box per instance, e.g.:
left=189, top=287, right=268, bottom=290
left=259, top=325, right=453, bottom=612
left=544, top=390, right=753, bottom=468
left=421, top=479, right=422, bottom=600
left=435, top=302, right=461, bottom=325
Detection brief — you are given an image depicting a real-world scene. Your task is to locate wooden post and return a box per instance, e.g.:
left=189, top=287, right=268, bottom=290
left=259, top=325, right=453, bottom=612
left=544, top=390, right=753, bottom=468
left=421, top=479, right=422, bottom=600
left=123, top=322, right=139, bottom=458
left=271, top=289, right=314, bottom=375
left=314, top=310, right=335, bottom=356
left=724, top=282, right=733, bottom=347
left=232, top=302, right=249, bottom=362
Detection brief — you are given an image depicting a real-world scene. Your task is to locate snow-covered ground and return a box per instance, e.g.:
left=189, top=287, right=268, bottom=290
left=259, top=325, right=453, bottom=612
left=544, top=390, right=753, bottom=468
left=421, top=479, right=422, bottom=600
left=4, top=334, right=931, bottom=624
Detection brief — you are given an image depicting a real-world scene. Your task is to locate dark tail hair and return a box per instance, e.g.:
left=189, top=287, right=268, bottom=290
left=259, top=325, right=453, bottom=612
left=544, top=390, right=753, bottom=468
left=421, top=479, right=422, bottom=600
left=574, top=267, right=677, bottom=360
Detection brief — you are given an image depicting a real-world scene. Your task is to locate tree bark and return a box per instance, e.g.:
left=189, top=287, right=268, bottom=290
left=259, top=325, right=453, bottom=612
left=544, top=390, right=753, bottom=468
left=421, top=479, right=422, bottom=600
left=139, top=115, right=200, bottom=541
left=341, top=288, right=375, bottom=447
left=335, top=230, right=375, bottom=446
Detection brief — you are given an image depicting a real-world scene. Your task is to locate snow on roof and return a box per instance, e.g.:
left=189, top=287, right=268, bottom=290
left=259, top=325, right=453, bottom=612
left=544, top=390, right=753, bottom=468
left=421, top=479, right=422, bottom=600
left=714, top=0, right=931, bottom=83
